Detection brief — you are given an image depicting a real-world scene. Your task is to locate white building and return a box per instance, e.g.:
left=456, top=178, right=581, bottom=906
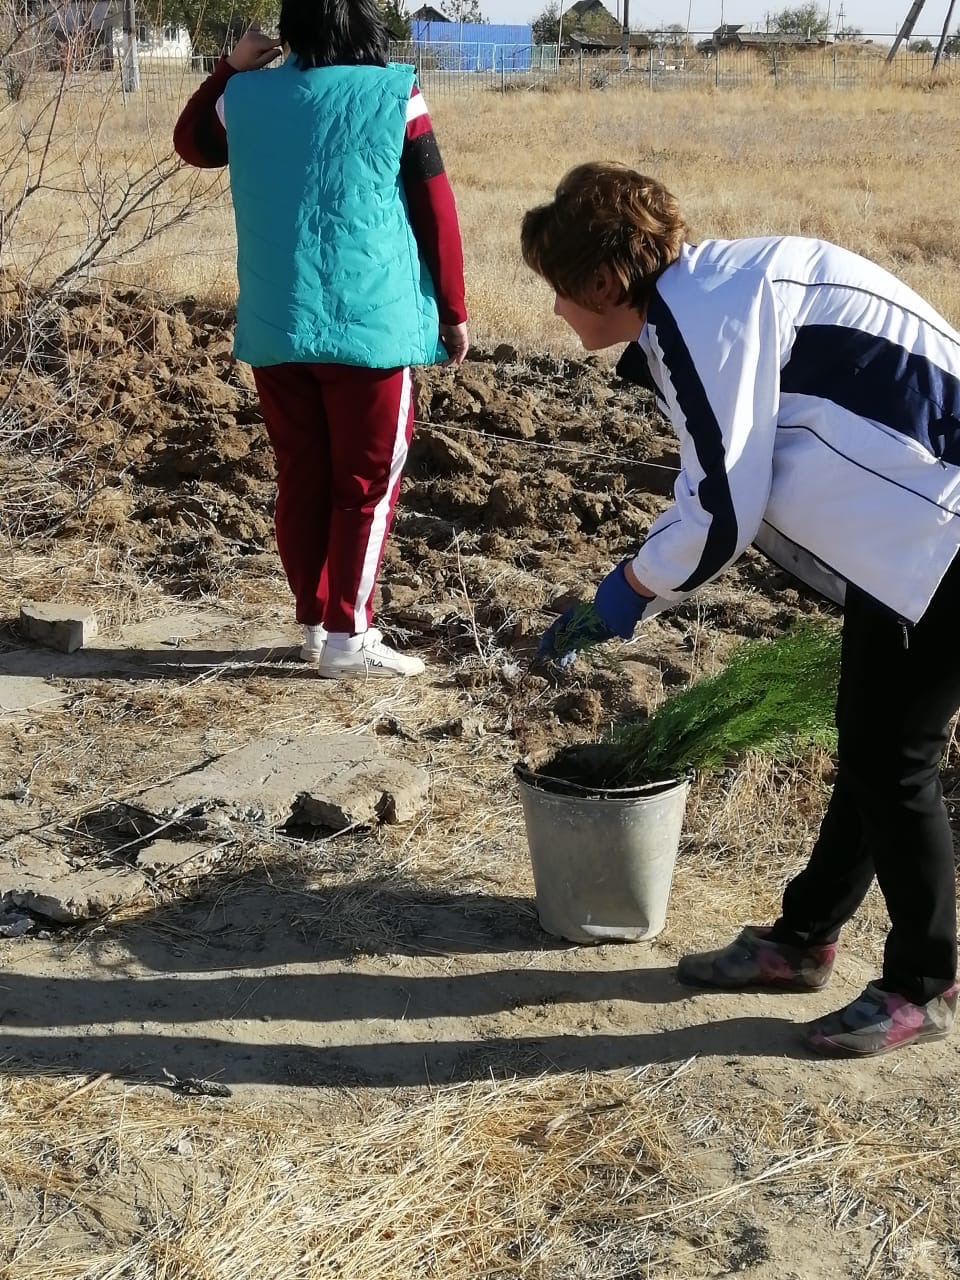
left=131, top=20, right=192, bottom=58
left=46, top=3, right=191, bottom=65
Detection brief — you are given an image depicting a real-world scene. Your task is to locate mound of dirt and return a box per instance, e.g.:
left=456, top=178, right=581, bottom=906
left=1, top=286, right=827, bottom=751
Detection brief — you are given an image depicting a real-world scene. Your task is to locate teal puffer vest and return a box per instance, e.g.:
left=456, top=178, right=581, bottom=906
left=223, top=59, right=444, bottom=369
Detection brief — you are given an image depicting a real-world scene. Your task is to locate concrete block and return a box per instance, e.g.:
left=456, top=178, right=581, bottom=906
left=142, top=734, right=430, bottom=832
left=20, top=602, right=98, bottom=654
left=1, top=837, right=148, bottom=923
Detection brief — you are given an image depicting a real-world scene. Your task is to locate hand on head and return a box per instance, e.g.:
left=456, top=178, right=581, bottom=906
left=227, top=29, right=283, bottom=71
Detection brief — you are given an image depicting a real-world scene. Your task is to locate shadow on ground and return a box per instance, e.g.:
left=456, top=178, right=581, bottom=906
left=0, top=642, right=313, bottom=683
left=0, top=1018, right=810, bottom=1090
left=0, top=874, right=816, bottom=1088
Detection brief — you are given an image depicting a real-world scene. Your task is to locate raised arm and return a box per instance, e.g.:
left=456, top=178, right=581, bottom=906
left=173, top=32, right=281, bottom=168
left=173, top=57, right=235, bottom=168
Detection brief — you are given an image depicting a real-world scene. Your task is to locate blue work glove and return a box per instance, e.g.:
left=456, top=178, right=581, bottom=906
left=538, top=561, right=653, bottom=662
left=538, top=601, right=617, bottom=663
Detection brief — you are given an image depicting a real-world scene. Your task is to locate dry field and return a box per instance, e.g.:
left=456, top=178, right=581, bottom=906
left=2, top=75, right=960, bottom=1279
left=6, top=72, right=960, bottom=341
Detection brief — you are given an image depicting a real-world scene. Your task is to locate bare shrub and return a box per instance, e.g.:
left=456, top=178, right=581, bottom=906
left=0, top=38, right=221, bottom=544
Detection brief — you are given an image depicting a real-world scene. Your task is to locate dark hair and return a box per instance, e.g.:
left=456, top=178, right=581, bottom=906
left=279, top=0, right=389, bottom=68
left=521, top=162, right=687, bottom=311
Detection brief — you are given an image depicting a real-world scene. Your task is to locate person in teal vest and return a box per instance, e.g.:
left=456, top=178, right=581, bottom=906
left=174, top=0, right=468, bottom=678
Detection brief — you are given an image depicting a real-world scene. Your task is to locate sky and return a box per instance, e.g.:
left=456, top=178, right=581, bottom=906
left=471, top=2, right=953, bottom=40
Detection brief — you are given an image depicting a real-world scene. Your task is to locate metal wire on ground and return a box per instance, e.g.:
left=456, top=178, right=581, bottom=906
left=412, top=418, right=682, bottom=474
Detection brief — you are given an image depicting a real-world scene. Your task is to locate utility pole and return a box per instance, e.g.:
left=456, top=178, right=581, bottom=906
left=934, top=0, right=958, bottom=66
left=622, top=0, right=630, bottom=59
left=120, top=0, right=140, bottom=91
left=887, top=0, right=927, bottom=61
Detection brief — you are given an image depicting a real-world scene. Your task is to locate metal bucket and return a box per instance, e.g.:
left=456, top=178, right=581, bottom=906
left=515, top=761, right=688, bottom=944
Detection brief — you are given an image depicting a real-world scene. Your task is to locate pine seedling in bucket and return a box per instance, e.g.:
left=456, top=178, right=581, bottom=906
left=518, top=620, right=841, bottom=945
left=607, top=621, right=842, bottom=785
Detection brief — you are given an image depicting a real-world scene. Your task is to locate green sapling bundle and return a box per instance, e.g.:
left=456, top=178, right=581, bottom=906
left=607, top=621, right=841, bottom=784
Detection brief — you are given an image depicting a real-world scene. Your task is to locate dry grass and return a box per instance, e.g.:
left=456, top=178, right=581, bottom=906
left=6, top=75, right=960, bottom=352
left=4, top=1043, right=960, bottom=1277
left=5, top=72, right=960, bottom=1280
left=437, top=84, right=960, bottom=352
left=0, top=1068, right=688, bottom=1278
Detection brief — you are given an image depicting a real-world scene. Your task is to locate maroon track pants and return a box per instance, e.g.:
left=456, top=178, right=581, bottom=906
left=252, top=362, right=414, bottom=633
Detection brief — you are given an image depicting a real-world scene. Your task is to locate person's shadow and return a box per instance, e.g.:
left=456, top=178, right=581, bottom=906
left=0, top=872, right=813, bottom=1088
left=0, top=632, right=311, bottom=685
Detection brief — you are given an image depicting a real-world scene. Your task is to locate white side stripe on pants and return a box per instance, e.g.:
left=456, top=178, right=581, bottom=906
left=353, top=367, right=412, bottom=634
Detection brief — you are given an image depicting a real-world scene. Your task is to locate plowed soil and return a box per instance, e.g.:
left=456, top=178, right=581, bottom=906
left=1, top=288, right=826, bottom=755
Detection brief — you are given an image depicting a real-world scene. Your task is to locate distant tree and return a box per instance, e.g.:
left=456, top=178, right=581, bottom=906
left=772, top=5, right=829, bottom=39
left=139, top=0, right=279, bottom=56
left=532, top=1, right=559, bottom=44
left=910, top=38, right=934, bottom=52
left=533, top=0, right=617, bottom=44
left=576, top=6, right=619, bottom=37
left=145, top=0, right=412, bottom=58
left=448, top=0, right=486, bottom=21
left=662, top=21, right=689, bottom=48
left=380, top=0, right=410, bottom=40
left=945, top=26, right=960, bottom=57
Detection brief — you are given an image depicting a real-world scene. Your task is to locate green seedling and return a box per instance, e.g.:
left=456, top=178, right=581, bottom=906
left=606, top=621, right=841, bottom=784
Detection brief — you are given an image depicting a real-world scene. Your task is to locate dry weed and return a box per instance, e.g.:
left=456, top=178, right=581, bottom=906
left=3, top=1056, right=960, bottom=1278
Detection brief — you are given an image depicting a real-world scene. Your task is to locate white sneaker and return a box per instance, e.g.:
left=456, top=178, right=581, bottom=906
left=317, top=628, right=425, bottom=679
left=300, top=624, right=327, bottom=663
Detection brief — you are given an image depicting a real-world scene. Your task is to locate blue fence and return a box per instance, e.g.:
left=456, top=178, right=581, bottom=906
left=410, top=21, right=533, bottom=71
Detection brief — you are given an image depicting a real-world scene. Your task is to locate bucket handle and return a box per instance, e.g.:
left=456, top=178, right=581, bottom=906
left=514, top=761, right=685, bottom=801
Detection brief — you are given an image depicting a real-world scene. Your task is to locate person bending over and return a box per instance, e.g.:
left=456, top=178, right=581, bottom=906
left=523, top=160, right=960, bottom=1059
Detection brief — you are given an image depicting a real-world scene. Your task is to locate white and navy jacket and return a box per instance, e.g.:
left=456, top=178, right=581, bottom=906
left=620, top=237, right=960, bottom=624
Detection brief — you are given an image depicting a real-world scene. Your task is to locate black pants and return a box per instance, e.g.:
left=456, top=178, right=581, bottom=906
left=773, top=555, right=960, bottom=1003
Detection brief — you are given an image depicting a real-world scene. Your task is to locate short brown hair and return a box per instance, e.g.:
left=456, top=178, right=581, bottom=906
left=520, top=162, right=687, bottom=311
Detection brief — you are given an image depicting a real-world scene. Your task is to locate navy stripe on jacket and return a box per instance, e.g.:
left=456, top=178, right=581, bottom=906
left=782, top=324, right=960, bottom=464
left=646, top=295, right=739, bottom=592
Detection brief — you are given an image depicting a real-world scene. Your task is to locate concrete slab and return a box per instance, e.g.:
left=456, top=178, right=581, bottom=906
left=141, top=734, right=429, bottom=831
left=0, top=837, right=149, bottom=923
left=0, top=612, right=295, bottom=685
left=0, top=675, right=68, bottom=715
left=135, top=632, right=299, bottom=674
left=106, top=609, right=235, bottom=649
left=107, top=614, right=299, bottom=673
left=0, top=648, right=142, bottom=681
left=179, top=626, right=297, bottom=655
left=137, top=839, right=219, bottom=874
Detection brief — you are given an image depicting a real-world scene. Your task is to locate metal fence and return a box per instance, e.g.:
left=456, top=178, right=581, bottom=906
left=385, top=38, right=960, bottom=98
left=4, top=33, right=960, bottom=107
